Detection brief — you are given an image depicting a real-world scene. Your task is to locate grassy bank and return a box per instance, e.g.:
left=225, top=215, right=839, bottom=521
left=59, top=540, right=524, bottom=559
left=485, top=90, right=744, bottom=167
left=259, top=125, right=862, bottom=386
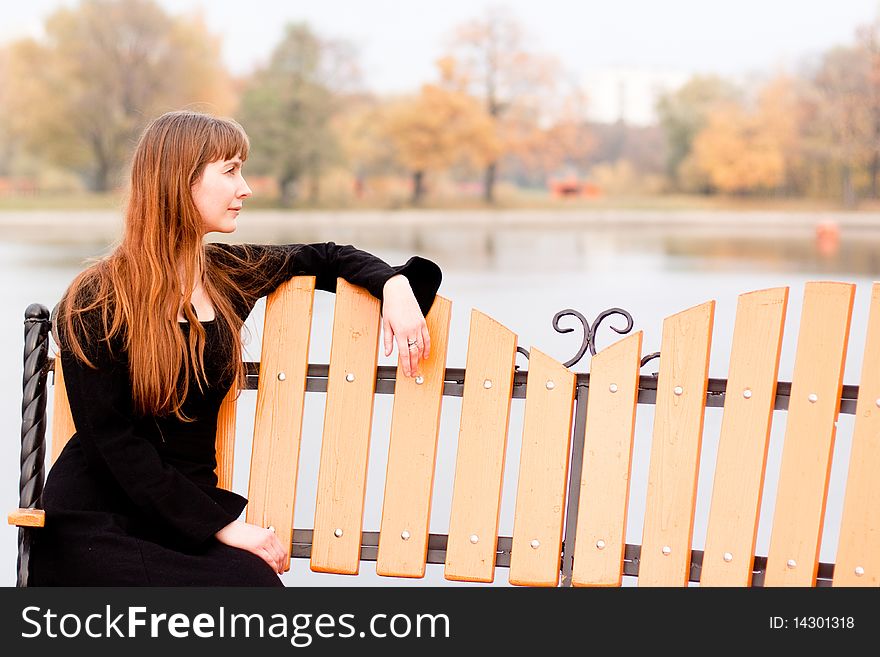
left=0, top=191, right=867, bottom=213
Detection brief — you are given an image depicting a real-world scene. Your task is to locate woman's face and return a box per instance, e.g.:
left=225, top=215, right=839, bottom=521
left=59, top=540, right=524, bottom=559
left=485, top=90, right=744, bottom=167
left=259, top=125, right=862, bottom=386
left=191, top=155, right=252, bottom=234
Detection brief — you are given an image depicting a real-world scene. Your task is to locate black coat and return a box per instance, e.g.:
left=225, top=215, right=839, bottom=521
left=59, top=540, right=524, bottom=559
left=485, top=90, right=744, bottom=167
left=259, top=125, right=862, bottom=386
left=29, top=242, right=442, bottom=586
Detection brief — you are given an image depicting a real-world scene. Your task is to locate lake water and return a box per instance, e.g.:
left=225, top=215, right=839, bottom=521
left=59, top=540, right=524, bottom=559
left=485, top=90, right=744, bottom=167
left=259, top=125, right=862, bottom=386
left=2, top=209, right=878, bottom=587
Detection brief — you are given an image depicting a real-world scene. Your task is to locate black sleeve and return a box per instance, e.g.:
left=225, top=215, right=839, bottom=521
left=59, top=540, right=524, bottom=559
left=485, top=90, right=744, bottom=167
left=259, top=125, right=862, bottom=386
left=207, top=242, right=442, bottom=316
left=56, top=317, right=245, bottom=548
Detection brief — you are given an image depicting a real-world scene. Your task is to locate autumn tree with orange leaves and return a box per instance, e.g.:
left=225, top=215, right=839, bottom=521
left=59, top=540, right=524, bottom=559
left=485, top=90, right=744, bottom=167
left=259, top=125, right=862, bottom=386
left=692, top=76, right=804, bottom=194
left=384, top=83, right=499, bottom=204
left=5, top=0, right=234, bottom=191
left=444, top=7, right=558, bottom=203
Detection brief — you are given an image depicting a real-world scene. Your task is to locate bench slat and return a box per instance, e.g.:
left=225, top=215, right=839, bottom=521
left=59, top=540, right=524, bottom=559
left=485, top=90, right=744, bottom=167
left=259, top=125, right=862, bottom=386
left=572, top=332, right=643, bottom=587
left=214, top=386, right=238, bottom=491
left=701, top=287, right=788, bottom=586
left=445, top=310, right=517, bottom=582
left=639, top=301, right=715, bottom=587
left=765, top=282, right=854, bottom=586
left=834, top=282, right=880, bottom=587
left=311, top=280, right=381, bottom=575
left=50, top=355, right=76, bottom=465
left=509, top=348, right=576, bottom=586
left=376, top=296, right=452, bottom=578
left=245, top=277, right=316, bottom=571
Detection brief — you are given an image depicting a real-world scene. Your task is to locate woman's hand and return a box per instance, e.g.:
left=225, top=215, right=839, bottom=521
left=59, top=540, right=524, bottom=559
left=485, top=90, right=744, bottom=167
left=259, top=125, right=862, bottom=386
left=382, top=275, right=431, bottom=377
left=215, top=520, right=287, bottom=574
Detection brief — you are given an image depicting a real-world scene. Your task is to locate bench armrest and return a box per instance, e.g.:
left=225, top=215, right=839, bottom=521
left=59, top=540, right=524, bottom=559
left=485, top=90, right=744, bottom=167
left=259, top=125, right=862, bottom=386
left=7, top=509, right=45, bottom=528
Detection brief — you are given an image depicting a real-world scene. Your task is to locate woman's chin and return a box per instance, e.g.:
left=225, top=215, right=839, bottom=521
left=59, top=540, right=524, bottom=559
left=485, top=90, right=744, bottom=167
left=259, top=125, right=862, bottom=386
left=203, top=221, right=237, bottom=235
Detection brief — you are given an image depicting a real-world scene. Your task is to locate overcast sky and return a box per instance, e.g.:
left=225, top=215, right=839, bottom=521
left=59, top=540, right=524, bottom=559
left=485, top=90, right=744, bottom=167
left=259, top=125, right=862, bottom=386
left=4, top=0, right=880, bottom=122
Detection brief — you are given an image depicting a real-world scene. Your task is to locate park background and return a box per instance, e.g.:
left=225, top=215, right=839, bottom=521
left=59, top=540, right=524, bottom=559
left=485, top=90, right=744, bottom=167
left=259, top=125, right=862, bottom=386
left=2, top=0, right=880, bottom=586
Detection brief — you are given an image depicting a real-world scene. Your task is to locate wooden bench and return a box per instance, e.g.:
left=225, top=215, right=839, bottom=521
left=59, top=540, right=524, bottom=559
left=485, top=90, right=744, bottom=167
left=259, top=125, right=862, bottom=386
left=10, top=279, right=880, bottom=587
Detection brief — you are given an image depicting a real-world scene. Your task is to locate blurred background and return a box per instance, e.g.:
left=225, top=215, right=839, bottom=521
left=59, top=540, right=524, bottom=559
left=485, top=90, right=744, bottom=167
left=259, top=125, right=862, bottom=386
left=3, top=0, right=880, bottom=586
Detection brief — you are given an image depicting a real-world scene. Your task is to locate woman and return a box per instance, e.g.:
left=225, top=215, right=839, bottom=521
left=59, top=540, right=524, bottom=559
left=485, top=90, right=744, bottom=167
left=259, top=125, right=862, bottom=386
left=28, top=111, right=442, bottom=586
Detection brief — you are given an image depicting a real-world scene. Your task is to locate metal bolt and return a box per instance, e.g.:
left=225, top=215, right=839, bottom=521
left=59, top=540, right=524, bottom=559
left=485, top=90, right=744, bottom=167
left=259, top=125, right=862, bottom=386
left=875, top=398, right=880, bottom=408
left=609, top=383, right=618, bottom=393
left=483, top=379, right=493, bottom=389
left=545, top=380, right=555, bottom=390
left=277, top=372, right=286, bottom=381
left=742, top=389, right=752, bottom=399
left=855, top=566, right=865, bottom=577
left=345, top=372, right=355, bottom=383
left=469, top=534, right=479, bottom=544
left=723, top=552, right=733, bottom=562
left=673, top=386, right=683, bottom=396
left=596, top=539, right=606, bottom=550
left=334, top=528, right=343, bottom=538
left=267, top=525, right=276, bottom=533
left=530, top=539, right=540, bottom=549
left=808, top=393, right=818, bottom=403
left=401, top=530, right=411, bottom=541
left=662, top=545, right=672, bottom=556
left=415, top=376, right=424, bottom=385
left=786, top=559, right=796, bottom=569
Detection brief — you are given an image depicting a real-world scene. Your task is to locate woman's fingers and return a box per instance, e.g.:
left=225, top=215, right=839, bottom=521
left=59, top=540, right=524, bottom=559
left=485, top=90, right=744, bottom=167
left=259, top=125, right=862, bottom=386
left=383, top=317, right=393, bottom=358
left=257, top=546, right=280, bottom=574
left=392, top=322, right=432, bottom=376
left=266, top=528, right=286, bottom=573
left=397, top=333, right=414, bottom=377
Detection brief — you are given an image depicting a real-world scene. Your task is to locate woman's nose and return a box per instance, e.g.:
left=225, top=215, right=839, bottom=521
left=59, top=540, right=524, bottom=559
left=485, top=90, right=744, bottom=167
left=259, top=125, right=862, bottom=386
left=238, top=178, right=253, bottom=198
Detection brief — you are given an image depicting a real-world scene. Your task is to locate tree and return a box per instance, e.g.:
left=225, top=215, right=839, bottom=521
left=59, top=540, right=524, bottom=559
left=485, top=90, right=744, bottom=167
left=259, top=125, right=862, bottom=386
left=754, top=74, right=809, bottom=195
left=6, top=0, right=234, bottom=191
left=0, top=46, right=16, bottom=177
left=656, top=75, right=740, bottom=191
left=494, top=90, right=595, bottom=188
left=445, top=7, right=558, bottom=203
left=384, top=84, right=498, bottom=204
left=333, top=96, right=397, bottom=194
left=238, top=23, right=357, bottom=206
left=855, top=20, right=880, bottom=197
left=806, top=46, right=873, bottom=205
left=692, top=104, right=785, bottom=193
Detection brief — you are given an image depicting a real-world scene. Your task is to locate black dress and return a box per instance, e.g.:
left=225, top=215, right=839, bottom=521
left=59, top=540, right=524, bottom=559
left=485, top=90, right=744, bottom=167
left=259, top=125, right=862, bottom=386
left=28, top=242, right=442, bottom=586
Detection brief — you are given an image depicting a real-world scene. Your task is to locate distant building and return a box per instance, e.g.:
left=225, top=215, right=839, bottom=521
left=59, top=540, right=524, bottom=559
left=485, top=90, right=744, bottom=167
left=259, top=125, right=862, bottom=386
left=582, top=67, right=690, bottom=125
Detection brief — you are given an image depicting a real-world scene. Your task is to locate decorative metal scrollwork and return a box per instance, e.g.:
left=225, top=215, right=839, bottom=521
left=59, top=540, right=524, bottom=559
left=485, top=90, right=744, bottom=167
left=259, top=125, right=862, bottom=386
left=552, top=307, right=635, bottom=369
left=640, top=352, right=661, bottom=370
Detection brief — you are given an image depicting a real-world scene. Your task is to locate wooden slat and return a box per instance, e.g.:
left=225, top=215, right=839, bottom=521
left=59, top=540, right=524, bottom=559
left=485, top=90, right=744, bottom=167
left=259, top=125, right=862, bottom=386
left=766, top=282, right=854, bottom=586
left=702, top=287, right=788, bottom=586
left=509, top=348, right=576, bottom=586
left=311, top=280, right=381, bottom=575
left=8, top=509, right=46, bottom=528
left=376, top=296, right=452, bottom=578
left=244, top=277, right=315, bottom=571
left=572, top=332, right=643, bottom=587
left=214, top=386, right=238, bottom=491
left=639, top=301, right=715, bottom=587
left=50, top=355, right=76, bottom=465
left=445, top=310, right=517, bottom=582
left=834, top=282, right=880, bottom=587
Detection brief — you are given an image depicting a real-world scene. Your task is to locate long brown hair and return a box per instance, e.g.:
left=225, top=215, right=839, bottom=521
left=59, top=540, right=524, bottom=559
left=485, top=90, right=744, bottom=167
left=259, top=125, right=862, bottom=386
left=56, top=110, right=267, bottom=421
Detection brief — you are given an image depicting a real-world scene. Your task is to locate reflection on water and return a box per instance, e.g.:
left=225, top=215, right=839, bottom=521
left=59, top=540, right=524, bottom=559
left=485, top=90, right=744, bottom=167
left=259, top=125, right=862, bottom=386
left=1, top=211, right=877, bottom=586
left=3, top=209, right=880, bottom=276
